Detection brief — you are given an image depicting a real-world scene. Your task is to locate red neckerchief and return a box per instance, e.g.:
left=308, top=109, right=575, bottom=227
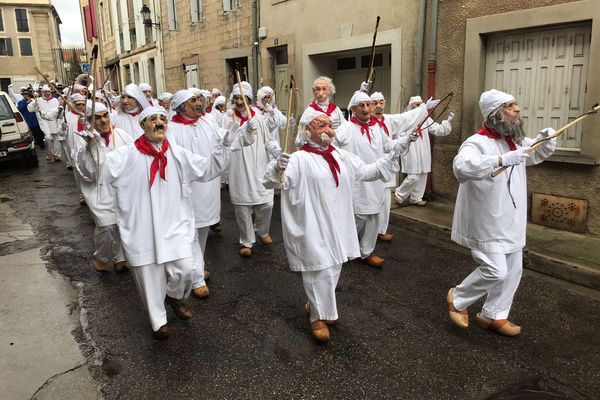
left=309, top=102, right=337, bottom=116
left=99, top=126, right=114, bottom=147
left=134, top=135, right=170, bottom=187
left=300, top=144, right=341, bottom=187
left=350, top=116, right=376, bottom=143
left=125, top=110, right=140, bottom=117
left=372, top=115, right=389, bottom=136
left=476, top=125, right=517, bottom=151
left=417, top=127, right=423, bottom=138
left=206, top=107, right=212, bottom=113
left=234, top=108, right=255, bottom=126
left=171, top=113, right=198, bottom=125
left=71, top=111, right=84, bottom=133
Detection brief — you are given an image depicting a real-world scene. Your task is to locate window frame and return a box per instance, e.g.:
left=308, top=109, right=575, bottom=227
left=15, top=8, right=29, bottom=33
left=18, top=37, right=32, bottom=56
left=0, top=37, right=13, bottom=56
left=0, top=9, right=5, bottom=32
left=191, top=0, right=203, bottom=23
left=167, top=0, right=178, bottom=31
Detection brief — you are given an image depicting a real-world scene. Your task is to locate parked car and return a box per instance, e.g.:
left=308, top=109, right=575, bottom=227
left=0, top=91, right=38, bottom=167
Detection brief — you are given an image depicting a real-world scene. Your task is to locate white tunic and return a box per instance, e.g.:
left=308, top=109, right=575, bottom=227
left=66, top=110, right=84, bottom=160
left=263, top=147, right=398, bottom=271
left=451, top=134, right=553, bottom=254
left=400, top=117, right=452, bottom=174
left=28, top=97, right=61, bottom=135
left=223, top=106, right=279, bottom=205
left=73, top=127, right=132, bottom=227
left=78, top=138, right=226, bottom=266
left=168, top=117, right=223, bottom=228
left=111, top=110, right=144, bottom=139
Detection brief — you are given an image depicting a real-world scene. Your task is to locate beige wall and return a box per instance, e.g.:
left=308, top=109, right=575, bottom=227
left=0, top=1, right=62, bottom=85
left=427, top=0, right=600, bottom=234
left=160, top=0, right=254, bottom=93
left=258, top=0, right=421, bottom=108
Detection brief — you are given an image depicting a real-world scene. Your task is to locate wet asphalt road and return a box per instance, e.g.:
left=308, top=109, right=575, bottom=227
left=1, top=154, right=599, bottom=400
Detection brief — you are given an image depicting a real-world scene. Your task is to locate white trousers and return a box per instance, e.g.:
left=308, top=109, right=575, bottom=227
left=376, top=188, right=392, bottom=235
left=93, top=224, right=125, bottom=264
left=395, top=173, right=427, bottom=203
left=191, top=226, right=209, bottom=289
left=131, top=257, right=194, bottom=331
left=453, top=250, right=523, bottom=320
left=355, top=213, right=379, bottom=258
left=44, top=133, right=61, bottom=158
left=302, top=264, right=342, bottom=323
left=234, top=202, right=273, bottom=247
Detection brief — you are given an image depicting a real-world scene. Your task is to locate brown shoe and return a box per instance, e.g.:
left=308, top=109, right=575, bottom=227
left=415, top=200, right=428, bottom=207
left=153, top=324, right=171, bottom=340
left=310, top=320, right=330, bottom=342
left=45, top=154, right=54, bottom=162
left=79, top=196, right=86, bottom=206
left=475, top=313, right=521, bottom=337
left=94, top=259, right=110, bottom=272
left=209, top=223, right=222, bottom=233
left=114, top=261, right=129, bottom=273
left=54, top=157, right=62, bottom=162
left=363, top=254, right=384, bottom=268
left=304, top=303, right=336, bottom=325
left=257, top=234, right=273, bottom=245
left=165, top=296, right=193, bottom=320
left=204, top=271, right=210, bottom=281
left=239, top=246, right=252, bottom=257
left=192, top=286, right=209, bottom=299
left=378, top=233, right=393, bottom=242
left=447, top=288, right=469, bottom=328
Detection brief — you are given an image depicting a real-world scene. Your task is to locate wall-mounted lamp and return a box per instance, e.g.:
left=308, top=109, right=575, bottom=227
left=140, top=5, right=160, bottom=29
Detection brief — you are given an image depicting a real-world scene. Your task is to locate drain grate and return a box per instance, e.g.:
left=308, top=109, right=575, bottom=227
left=531, top=193, right=587, bottom=233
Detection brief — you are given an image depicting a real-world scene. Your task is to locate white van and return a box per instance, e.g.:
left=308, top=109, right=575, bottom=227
left=0, top=91, right=38, bottom=167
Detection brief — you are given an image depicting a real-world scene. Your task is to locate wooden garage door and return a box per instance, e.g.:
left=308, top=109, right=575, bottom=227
left=484, top=24, right=590, bottom=151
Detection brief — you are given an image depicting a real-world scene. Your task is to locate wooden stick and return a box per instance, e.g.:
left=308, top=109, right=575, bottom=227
left=34, top=66, right=79, bottom=112
left=235, top=70, right=253, bottom=119
left=280, top=75, right=296, bottom=183
left=364, top=16, right=381, bottom=91
left=491, top=103, right=600, bottom=177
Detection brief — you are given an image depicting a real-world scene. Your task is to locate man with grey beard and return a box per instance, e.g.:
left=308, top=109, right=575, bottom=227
left=447, top=89, right=556, bottom=337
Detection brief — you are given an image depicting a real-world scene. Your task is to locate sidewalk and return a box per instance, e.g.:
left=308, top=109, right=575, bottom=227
left=389, top=199, right=600, bottom=291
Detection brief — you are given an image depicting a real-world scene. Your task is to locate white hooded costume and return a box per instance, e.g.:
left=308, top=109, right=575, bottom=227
left=27, top=85, right=62, bottom=158
left=255, top=86, right=288, bottom=147
left=450, top=89, right=556, bottom=321
left=111, top=83, right=150, bottom=139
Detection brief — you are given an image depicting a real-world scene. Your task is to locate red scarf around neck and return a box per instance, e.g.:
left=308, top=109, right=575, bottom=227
left=234, top=108, right=256, bottom=126
left=300, top=144, right=341, bottom=187
left=372, top=115, right=389, bottom=136
left=99, top=126, right=114, bottom=147
left=172, top=113, right=198, bottom=125
left=350, top=116, right=376, bottom=143
left=476, top=125, right=517, bottom=150
left=309, top=102, right=337, bottom=117
left=134, top=135, right=170, bottom=188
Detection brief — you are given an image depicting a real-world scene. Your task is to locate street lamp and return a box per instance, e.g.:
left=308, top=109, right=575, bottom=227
left=140, top=4, right=160, bottom=29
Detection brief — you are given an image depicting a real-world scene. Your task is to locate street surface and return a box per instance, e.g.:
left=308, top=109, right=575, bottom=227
left=0, top=157, right=599, bottom=400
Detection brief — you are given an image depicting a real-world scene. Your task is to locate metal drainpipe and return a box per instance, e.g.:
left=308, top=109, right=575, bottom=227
left=252, top=0, right=259, bottom=89
left=415, top=0, right=427, bottom=97
left=425, top=0, right=439, bottom=199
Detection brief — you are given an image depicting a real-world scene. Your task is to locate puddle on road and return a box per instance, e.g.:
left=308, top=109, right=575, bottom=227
left=485, top=376, right=566, bottom=399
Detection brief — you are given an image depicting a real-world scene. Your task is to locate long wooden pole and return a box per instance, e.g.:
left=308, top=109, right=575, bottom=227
left=280, top=75, right=296, bottom=183
left=365, top=16, right=381, bottom=90
left=235, top=70, right=254, bottom=119
left=491, top=103, right=600, bottom=177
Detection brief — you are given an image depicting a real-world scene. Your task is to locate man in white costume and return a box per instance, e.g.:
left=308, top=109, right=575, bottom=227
left=73, top=102, right=130, bottom=272
left=223, top=81, right=281, bottom=257
left=111, top=83, right=150, bottom=139
left=210, top=95, right=226, bottom=127
left=64, top=93, right=89, bottom=205
left=77, top=106, right=233, bottom=339
left=335, top=91, right=436, bottom=267
left=158, top=92, right=175, bottom=120
left=28, top=85, right=62, bottom=162
left=394, top=95, right=454, bottom=207
left=263, top=108, right=415, bottom=342
left=255, top=86, right=294, bottom=148
left=447, top=89, right=556, bottom=337
left=140, top=83, right=159, bottom=107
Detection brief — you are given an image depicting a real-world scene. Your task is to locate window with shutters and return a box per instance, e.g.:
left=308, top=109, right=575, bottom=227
left=223, top=0, right=239, bottom=12
left=191, top=0, right=203, bottom=23
left=19, top=38, right=32, bottom=56
left=167, top=0, right=178, bottom=30
left=15, top=9, right=28, bottom=32
left=484, top=24, right=591, bottom=151
left=0, top=9, right=4, bottom=32
left=0, top=38, right=13, bottom=56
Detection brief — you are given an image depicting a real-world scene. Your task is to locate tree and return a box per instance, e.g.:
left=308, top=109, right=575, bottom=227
left=65, top=49, right=83, bottom=85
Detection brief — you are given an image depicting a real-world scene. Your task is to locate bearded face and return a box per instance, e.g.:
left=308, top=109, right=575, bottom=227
left=486, top=102, right=525, bottom=144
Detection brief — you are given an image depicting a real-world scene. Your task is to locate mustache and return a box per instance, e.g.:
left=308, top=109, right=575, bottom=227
left=154, top=125, right=166, bottom=131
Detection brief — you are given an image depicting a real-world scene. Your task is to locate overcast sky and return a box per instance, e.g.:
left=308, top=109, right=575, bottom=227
left=52, top=0, right=85, bottom=46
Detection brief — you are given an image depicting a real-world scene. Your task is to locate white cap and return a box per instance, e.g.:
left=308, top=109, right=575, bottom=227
left=297, top=106, right=327, bottom=144
left=199, top=89, right=211, bottom=99
left=158, top=92, right=173, bottom=101
left=211, top=88, right=222, bottom=96
left=122, top=83, right=150, bottom=110
left=213, top=95, right=226, bottom=107
left=63, top=87, right=70, bottom=95
left=479, top=89, right=515, bottom=119
left=171, top=89, right=196, bottom=110
left=257, top=86, right=275, bottom=104
left=73, top=83, right=86, bottom=91
left=139, top=83, right=152, bottom=91
left=369, top=92, right=385, bottom=102
left=347, top=91, right=371, bottom=116
left=408, top=96, right=423, bottom=105
left=86, top=101, right=108, bottom=117
left=231, top=81, right=253, bottom=100
left=188, top=87, right=202, bottom=96
left=138, top=106, right=167, bottom=125
left=70, top=93, right=86, bottom=102
left=41, top=85, right=51, bottom=92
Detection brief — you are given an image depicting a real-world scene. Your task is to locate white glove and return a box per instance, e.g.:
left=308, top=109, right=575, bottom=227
left=275, top=152, right=291, bottom=171
left=360, top=81, right=370, bottom=93
left=446, top=112, right=454, bottom=122
left=103, top=80, right=111, bottom=92
left=288, top=115, right=296, bottom=128
left=245, top=118, right=258, bottom=133
left=222, top=128, right=238, bottom=147
left=425, top=97, right=440, bottom=110
left=391, top=132, right=419, bottom=157
left=264, top=104, right=274, bottom=114
left=271, top=147, right=282, bottom=159
left=535, top=127, right=555, bottom=141
left=501, top=148, right=530, bottom=166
